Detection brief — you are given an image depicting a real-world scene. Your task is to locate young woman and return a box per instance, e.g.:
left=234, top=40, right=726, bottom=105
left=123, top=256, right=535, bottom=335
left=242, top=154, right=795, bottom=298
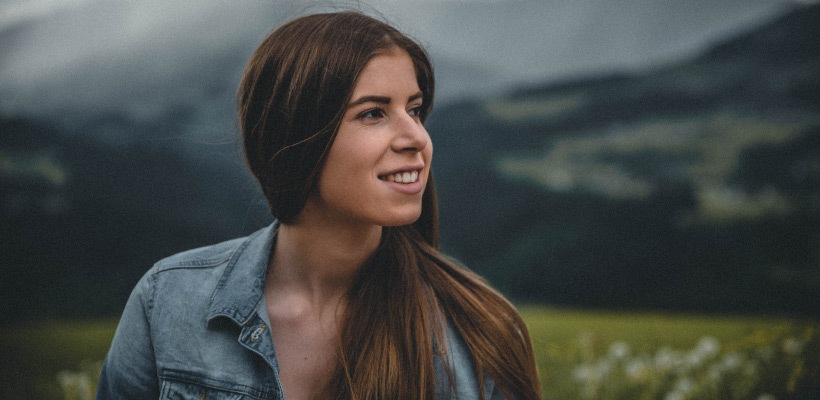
left=97, top=11, right=541, bottom=400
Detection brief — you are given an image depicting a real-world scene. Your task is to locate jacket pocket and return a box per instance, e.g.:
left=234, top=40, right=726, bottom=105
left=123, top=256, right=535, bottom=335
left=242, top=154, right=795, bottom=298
left=160, top=378, right=261, bottom=400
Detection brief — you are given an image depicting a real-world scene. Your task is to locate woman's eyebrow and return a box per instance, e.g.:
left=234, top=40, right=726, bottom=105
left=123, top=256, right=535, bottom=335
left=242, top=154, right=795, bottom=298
left=348, top=92, right=424, bottom=108
left=349, top=95, right=391, bottom=107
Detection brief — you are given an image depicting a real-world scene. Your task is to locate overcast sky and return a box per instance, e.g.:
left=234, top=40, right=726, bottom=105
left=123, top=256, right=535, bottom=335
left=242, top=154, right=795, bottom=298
left=0, top=0, right=812, bottom=116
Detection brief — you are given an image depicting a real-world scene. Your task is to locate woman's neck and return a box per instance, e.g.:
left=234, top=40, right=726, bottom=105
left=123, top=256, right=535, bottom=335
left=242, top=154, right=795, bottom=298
left=267, top=213, right=382, bottom=307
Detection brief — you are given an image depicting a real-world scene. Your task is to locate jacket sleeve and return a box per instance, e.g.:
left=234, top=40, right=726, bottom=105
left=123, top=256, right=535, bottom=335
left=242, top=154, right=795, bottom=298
left=96, top=272, right=160, bottom=399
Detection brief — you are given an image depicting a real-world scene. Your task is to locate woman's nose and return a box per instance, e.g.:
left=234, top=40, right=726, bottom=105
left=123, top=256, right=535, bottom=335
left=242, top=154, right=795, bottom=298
left=391, top=114, right=429, bottom=153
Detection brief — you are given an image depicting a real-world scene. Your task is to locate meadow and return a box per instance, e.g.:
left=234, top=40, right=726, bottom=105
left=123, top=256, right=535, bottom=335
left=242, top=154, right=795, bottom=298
left=0, top=307, right=817, bottom=399
left=519, top=307, right=819, bottom=399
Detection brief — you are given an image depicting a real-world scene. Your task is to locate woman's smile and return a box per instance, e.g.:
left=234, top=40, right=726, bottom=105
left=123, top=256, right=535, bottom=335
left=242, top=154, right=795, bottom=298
left=378, top=169, right=421, bottom=184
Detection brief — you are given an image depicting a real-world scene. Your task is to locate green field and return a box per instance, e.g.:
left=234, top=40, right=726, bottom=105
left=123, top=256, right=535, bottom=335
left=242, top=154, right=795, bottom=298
left=0, top=319, right=116, bottom=400
left=519, top=306, right=819, bottom=399
left=1, top=307, right=817, bottom=399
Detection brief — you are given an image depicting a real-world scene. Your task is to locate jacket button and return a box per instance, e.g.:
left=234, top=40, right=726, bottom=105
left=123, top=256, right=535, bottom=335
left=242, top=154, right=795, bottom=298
left=250, top=324, right=267, bottom=342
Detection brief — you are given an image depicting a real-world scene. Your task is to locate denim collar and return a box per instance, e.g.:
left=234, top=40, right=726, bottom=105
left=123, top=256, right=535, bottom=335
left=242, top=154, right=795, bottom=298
left=206, top=221, right=279, bottom=327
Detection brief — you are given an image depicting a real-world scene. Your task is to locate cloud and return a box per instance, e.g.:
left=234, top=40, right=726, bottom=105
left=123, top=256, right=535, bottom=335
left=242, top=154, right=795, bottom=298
left=0, top=0, right=793, bottom=120
left=0, top=0, right=94, bottom=28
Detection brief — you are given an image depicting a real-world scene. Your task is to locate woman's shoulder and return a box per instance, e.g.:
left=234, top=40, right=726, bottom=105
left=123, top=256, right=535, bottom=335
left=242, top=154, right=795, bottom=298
left=152, top=236, right=247, bottom=272
left=146, top=222, right=276, bottom=280
left=134, top=236, right=247, bottom=305
left=133, top=223, right=277, bottom=318
left=102, top=224, right=281, bottom=399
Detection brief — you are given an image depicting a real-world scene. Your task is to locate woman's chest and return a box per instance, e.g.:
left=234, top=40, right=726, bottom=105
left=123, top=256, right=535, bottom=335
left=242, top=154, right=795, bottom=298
left=267, top=311, right=340, bottom=399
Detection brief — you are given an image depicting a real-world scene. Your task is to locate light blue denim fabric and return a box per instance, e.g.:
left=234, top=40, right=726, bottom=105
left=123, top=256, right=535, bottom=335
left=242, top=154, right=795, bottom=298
left=97, top=222, right=503, bottom=399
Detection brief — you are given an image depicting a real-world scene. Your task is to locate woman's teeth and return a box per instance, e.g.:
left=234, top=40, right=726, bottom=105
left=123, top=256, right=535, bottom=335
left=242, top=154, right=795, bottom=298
left=382, top=170, right=419, bottom=183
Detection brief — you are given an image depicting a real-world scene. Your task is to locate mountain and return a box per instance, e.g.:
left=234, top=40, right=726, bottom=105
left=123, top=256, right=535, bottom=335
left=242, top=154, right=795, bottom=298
left=0, top=116, right=272, bottom=322
left=1, top=4, right=819, bottom=322
left=427, top=4, right=820, bottom=315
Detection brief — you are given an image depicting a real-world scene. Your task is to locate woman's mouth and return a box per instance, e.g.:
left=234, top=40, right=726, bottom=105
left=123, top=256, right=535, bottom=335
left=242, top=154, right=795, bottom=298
left=379, top=170, right=420, bottom=183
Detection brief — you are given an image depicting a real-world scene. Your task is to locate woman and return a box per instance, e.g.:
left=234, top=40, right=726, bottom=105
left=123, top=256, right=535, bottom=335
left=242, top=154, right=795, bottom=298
left=97, top=11, right=541, bottom=400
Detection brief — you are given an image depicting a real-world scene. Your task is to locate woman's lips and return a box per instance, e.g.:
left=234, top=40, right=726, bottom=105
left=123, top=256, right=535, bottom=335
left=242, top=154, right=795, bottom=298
left=378, top=169, right=424, bottom=195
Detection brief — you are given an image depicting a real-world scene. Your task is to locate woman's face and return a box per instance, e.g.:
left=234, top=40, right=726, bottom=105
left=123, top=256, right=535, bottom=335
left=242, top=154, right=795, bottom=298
left=306, top=49, right=432, bottom=227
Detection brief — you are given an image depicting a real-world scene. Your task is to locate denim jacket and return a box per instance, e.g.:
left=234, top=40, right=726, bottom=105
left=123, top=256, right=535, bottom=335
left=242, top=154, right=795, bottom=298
left=97, top=222, right=503, bottom=399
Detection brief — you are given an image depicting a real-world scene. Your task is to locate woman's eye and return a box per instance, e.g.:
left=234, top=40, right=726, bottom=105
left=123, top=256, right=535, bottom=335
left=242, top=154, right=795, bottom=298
left=408, top=105, right=422, bottom=118
left=359, top=108, right=384, bottom=121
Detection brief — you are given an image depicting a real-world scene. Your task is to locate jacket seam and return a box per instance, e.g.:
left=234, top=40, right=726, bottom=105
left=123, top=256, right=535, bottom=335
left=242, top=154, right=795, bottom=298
left=159, top=370, right=271, bottom=399
left=152, top=252, right=235, bottom=273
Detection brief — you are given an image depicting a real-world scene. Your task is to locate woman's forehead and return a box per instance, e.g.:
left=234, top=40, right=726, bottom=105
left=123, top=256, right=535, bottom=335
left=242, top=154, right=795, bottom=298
left=351, top=50, right=420, bottom=101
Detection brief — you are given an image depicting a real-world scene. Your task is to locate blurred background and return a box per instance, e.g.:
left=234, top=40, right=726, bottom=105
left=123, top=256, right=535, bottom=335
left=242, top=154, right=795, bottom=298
left=1, top=0, right=819, bottom=398
left=2, top=0, right=818, bottom=321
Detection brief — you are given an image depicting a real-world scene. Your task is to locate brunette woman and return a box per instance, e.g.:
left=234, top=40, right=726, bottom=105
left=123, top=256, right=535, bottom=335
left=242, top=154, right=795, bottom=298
left=97, top=11, right=540, bottom=400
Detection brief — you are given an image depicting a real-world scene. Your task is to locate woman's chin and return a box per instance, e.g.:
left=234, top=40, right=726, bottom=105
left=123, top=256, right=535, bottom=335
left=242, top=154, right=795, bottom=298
left=377, top=207, right=422, bottom=227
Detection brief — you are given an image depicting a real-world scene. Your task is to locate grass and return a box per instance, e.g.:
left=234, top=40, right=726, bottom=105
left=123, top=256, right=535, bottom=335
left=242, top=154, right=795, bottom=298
left=0, top=319, right=116, bottom=400
left=1, top=307, right=817, bottom=399
left=520, top=306, right=819, bottom=399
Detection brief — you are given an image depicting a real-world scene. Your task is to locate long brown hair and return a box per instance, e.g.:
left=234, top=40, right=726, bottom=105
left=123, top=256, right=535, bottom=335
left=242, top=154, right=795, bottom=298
left=238, top=11, right=540, bottom=399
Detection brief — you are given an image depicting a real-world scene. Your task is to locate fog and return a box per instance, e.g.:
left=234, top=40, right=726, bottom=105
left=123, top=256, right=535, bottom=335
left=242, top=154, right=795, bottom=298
left=0, top=0, right=805, bottom=119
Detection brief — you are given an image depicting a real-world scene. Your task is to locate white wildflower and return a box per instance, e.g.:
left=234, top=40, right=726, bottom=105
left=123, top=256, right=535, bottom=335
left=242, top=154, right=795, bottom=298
left=782, top=337, right=804, bottom=355
left=608, top=341, right=631, bottom=360
left=654, top=346, right=681, bottom=370
left=625, top=358, right=650, bottom=381
left=572, top=364, right=594, bottom=383
left=57, top=370, right=94, bottom=400
left=695, top=336, right=720, bottom=358
left=684, top=351, right=704, bottom=369
left=757, top=394, right=777, bottom=400
left=595, top=359, right=614, bottom=379
left=721, top=352, right=743, bottom=370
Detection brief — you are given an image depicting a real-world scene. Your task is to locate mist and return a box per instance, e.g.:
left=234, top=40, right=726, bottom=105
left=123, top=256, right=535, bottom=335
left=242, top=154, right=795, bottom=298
left=0, top=0, right=802, bottom=123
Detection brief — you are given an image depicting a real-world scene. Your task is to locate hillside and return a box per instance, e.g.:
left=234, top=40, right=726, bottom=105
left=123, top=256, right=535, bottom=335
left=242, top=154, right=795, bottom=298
left=0, top=117, right=271, bottom=322
left=427, top=4, right=820, bottom=314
